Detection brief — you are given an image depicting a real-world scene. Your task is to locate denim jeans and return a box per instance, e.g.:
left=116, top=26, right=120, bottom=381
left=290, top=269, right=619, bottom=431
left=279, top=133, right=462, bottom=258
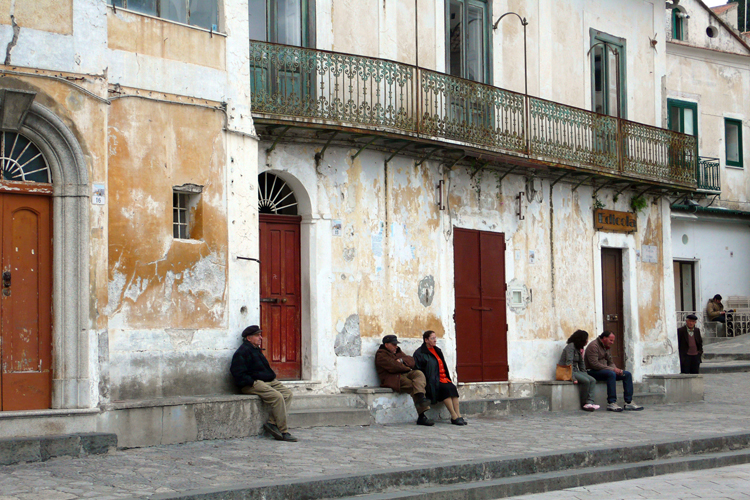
left=572, top=371, right=597, bottom=406
left=587, top=369, right=633, bottom=404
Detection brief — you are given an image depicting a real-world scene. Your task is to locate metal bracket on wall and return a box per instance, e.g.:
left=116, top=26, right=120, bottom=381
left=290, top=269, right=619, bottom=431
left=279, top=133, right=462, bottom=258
left=385, top=141, right=411, bottom=164
left=592, top=180, right=613, bottom=196
left=497, top=165, right=517, bottom=182
left=614, top=183, right=636, bottom=197
left=469, top=160, right=489, bottom=178
left=351, top=136, right=377, bottom=161
left=237, top=256, right=261, bottom=264
left=446, top=153, right=467, bottom=170
left=550, top=171, right=571, bottom=188
left=415, top=147, right=443, bottom=167
left=314, top=131, right=339, bottom=163
left=266, top=126, right=291, bottom=154
left=571, top=174, right=595, bottom=191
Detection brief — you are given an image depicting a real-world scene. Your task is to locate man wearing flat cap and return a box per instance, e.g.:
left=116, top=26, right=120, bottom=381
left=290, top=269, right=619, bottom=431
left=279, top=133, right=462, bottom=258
left=375, top=334, right=433, bottom=426
left=677, top=314, right=703, bottom=374
left=230, top=325, right=297, bottom=442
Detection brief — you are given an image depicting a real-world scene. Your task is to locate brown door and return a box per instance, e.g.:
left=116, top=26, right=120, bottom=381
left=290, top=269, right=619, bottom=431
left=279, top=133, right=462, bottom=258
left=0, top=193, right=52, bottom=411
left=453, top=228, right=508, bottom=382
left=259, top=214, right=301, bottom=380
left=601, top=248, right=625, bottom=369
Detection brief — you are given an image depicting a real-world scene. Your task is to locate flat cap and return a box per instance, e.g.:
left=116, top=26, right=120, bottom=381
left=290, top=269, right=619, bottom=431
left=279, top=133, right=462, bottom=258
left=382, top=334, right=400, bottom=345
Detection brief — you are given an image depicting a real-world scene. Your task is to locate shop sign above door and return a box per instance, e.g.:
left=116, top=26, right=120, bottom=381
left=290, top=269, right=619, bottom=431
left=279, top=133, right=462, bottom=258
left=594, top=209, right=637, bottom=233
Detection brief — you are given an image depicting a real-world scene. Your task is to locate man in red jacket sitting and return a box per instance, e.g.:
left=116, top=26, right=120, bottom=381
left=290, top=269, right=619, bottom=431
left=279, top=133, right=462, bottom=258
left=375, top=335, right=433, bottom=426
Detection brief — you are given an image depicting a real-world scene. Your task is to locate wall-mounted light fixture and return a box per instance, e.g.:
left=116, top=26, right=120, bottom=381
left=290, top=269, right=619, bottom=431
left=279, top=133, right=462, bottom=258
left=436, top=179, right=446, bottom=210
left=0, top=89, right=36, bottom=131
left=516, top=191, right=525, bottom=220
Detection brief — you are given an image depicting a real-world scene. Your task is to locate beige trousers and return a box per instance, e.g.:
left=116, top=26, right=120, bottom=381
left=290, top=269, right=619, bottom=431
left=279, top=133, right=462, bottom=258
left=241, top=379, right=293, bottom=433
left=399, top=370, right=430, bottom=412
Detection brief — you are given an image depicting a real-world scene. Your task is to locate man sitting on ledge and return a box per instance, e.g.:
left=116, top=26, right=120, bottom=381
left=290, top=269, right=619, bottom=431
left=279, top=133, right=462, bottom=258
left=230, top=325, right=297, bottom=442
left=375, top=334, right=434, bottom=426
left=584, top=331, right=643, bottom=413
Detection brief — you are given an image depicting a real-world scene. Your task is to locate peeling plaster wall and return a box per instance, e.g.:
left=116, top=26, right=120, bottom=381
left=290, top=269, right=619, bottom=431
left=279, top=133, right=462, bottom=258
left=261, top=140, right=677, bottom=388
left=106, top=99, right=231, bottom=400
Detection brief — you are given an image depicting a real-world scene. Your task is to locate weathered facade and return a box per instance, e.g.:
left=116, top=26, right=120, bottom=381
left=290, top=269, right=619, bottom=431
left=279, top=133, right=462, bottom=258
left=0, top=0, right=709, bottom=443
left=666, top=0, right=750, bottom=324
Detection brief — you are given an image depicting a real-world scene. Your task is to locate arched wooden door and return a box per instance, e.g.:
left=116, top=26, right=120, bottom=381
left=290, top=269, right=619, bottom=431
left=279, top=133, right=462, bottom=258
left=258, top=172, right=302, bottom=380
left=1, top=131, right=53, bottom=411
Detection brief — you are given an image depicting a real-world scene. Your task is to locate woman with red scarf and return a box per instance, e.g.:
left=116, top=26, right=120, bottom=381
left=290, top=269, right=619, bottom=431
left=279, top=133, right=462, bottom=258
left=413, top=330, right=467, bottom=425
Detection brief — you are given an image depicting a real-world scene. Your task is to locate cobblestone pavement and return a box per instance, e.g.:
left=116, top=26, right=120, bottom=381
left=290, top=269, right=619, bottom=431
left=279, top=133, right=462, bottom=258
left=0, top=373, right=748, bottom=500
left=704, top=333, right=750, bottom=354
left=506, top=462, right=750, bottom=500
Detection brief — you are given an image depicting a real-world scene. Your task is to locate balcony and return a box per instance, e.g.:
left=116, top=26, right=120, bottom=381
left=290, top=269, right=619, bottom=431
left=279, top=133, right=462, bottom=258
left=697, top=156, right=721, bottom=193
left=250, top=41, right=697, bottom=192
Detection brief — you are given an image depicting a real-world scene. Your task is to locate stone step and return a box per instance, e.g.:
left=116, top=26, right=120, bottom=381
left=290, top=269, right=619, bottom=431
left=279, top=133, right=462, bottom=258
left=703, top=352, right=750, bottom=361
left=148, top=431, right=750, bottom=500
left=703, top=337, right=733, bottom=345
left=332, top=448, right=750, bottom=500
left=0, top=432, right=117, bottom=466
left=701, top=361, right=750, bottom=373
left=290, top=393, right=367, bottom=410
left=288, top=407, right=372, bottom=428
left=460, top=396, right=549, bottom=416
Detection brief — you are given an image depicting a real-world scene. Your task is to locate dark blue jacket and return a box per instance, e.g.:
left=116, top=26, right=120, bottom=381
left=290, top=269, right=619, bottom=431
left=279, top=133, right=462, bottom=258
left=230, top=340, right=276, bottom=389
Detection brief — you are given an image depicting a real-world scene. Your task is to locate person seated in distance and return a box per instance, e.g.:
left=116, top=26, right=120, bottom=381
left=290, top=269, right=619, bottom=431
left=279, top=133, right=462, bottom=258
left=375, top=334, right=434, bottom=426
left=413, top=330, right=467, bottom=425
left=230, top=325, right=297, bottom=442
left=584, top=331, right=643, bottom=412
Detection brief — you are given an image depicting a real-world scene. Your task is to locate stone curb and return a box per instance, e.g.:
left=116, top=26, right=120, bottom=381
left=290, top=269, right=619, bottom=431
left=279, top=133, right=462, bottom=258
left=336, top=448, right=750, bottom=499
left=701, top=362, right=750, bottom=373
left=0, top=432, right=117, bottom=466
left=144, top=431, right=750, bottom=500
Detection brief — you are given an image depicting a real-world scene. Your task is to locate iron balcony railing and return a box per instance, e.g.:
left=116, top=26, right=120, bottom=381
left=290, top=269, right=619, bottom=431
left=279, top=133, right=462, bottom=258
left=698, top=156, right=721, bottom=192
left=250, top=41, right=697, bottom=188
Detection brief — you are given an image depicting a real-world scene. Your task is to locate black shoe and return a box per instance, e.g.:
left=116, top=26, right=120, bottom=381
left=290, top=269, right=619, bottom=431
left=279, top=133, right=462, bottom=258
left=450, top=418, right=467, bottom=426
left=281, top=432, right=298, bottom=442
left=416, top=413, right=434, bottom=426
left=263, top=422, right=284, bottom=440
left=456, top=417, right=467, bottom=425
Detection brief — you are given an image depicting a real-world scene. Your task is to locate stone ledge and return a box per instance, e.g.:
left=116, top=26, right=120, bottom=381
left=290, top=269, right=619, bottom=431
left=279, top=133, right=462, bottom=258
left=0, top=432, right=116, bottom=466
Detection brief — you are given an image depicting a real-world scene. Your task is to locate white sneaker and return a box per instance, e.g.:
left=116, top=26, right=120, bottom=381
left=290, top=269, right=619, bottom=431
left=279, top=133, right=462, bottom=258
left=607, top=402, right=623, bottom=412
left=582, top=403, right=596, bottom=411
left=624, top=401, right=644, bottom=411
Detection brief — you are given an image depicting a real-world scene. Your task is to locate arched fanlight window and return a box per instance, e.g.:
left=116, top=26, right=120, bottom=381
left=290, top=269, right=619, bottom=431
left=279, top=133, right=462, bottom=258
left=258, top=172, right=298, bottom=215
left=0, top=132, right=50, bottom=183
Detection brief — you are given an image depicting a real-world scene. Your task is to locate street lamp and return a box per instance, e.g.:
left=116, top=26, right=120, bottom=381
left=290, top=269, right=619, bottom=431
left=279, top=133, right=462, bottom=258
left=493, top=12, right=529, bottom=154
left=493, top=12, right=529, bottom=97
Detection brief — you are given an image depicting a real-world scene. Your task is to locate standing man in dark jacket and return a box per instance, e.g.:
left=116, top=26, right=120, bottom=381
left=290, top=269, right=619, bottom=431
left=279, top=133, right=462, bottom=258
left=375, top=335, right=434, bottom=426
left=677, top=314, right=703, bottom=374
left=230, top=325, right=297, bottom=442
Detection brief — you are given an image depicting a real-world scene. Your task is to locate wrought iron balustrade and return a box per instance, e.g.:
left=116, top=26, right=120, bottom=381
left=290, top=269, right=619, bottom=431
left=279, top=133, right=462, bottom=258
left=250, top=41, right=697, bottom=188
left=698, top=156, right=721, bottom=192
left=419, top=69, right=526, bottom=154
left=529, top=97, right=619, bottom=171
left=250, top=41, right=417, bottom=134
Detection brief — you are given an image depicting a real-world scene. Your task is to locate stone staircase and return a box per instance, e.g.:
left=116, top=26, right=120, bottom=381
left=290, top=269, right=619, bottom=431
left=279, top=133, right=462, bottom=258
left=702, top=333, right=750, bottom=373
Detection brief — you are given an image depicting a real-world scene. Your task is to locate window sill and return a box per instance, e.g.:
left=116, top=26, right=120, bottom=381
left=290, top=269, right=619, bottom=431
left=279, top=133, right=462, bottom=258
left=107, top=5, right=227, bottom=37
left=726, top=165, right=745, bottom=171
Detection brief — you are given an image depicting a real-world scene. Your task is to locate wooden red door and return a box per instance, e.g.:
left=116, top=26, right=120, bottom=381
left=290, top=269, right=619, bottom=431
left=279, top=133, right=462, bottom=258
left=601, top=248, right=625, bottom=369
left=259, top=214, right=301, bottom=379
left=453, top=228, right=508, bottom=382
left=0, top=193, right=52, bottom=411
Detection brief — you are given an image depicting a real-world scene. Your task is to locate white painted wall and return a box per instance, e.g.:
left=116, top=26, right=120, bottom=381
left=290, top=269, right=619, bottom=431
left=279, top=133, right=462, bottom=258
left=672, top=215, right=750, bottom=309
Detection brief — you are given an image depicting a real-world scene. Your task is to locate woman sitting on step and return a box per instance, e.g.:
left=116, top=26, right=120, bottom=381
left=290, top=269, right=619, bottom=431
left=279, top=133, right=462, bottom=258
left=559, top=330, right=600, bottom=412
left=413, top=330, right=467, bottom=425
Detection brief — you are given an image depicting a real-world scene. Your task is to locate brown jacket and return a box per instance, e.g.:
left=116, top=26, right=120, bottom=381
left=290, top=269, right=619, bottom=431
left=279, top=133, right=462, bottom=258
left=375, top=345, right=415, bottom=391
left=707, top=299, right=724, bottom=320
left=584, top=338, right=616, bottom=371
